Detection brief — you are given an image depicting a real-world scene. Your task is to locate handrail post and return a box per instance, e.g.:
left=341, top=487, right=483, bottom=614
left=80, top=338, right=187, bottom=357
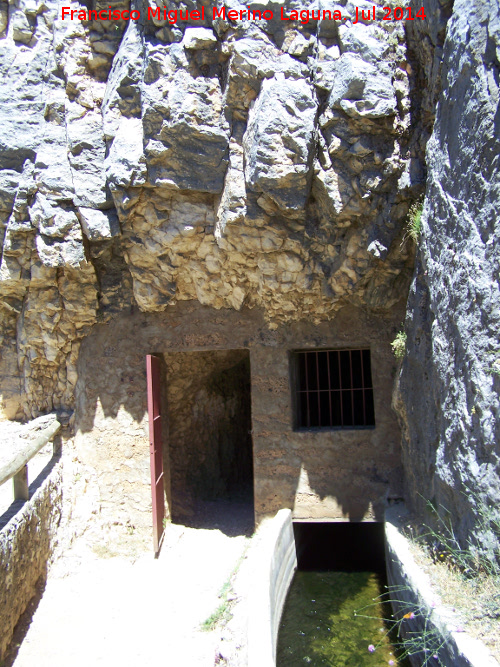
left=52, top=434, right=62, bottom=457
left=13, top=465, right=29, bottom=501
left=0, top=418, right=61, bottom=494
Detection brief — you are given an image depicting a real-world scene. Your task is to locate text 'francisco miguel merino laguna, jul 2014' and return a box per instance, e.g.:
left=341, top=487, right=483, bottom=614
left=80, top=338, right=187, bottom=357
left=60, top=4, right=427, bottom=24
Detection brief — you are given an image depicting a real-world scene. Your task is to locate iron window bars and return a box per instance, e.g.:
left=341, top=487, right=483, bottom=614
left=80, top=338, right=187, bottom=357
left=294, top=349, right=375, bottom=429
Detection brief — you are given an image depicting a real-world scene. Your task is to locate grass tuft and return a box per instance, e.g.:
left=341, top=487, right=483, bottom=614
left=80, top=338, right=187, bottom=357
left=487, top=354, right=500, bottom=377
left=200, top=540, right=250, bottom=632
left=419, top=496, right=500, bottom=578
left=402, top=197, right=424, bottom=247
left=358, top=494, right=500, bottom=663
left=201, top=600, right=232, bottom=632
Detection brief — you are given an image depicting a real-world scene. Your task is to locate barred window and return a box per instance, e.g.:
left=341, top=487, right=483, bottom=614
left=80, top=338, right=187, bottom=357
left=293, top=349, right=375, bottom=429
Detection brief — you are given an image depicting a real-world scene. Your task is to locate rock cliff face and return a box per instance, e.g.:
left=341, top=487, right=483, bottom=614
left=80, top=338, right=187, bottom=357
left=395, top=0, right=500, bottom=558
left=0, top=0, right=417, bottom=418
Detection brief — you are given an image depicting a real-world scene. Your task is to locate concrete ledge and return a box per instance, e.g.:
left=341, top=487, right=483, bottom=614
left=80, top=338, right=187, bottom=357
left=385, top=506, right=499, bottom=667
left=248, top=509, right=297, bottom=667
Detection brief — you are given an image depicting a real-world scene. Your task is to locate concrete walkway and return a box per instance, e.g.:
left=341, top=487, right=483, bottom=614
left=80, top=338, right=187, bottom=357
left=11, top=523, right=250, bottom=667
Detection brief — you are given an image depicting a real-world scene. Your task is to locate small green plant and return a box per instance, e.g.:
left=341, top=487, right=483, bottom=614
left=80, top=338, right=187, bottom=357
left=402, top=197, right=424, bottom=247
left=387, top=34, right=399, bottom=47
left=391, top=331, right=407, bottom=359
left=420, top=496, right=500, bottom=578
left=200, top=599, right=232, bottom=632
left=488, top=355, right=500, bottom=377
left=200, top=540, right=250, bottom=632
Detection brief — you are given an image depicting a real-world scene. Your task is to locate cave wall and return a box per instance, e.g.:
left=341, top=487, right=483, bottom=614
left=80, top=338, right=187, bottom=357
left=0, top=0, right=497, bottom=562
left=395, top=0, right=500, bottom=555
left=0, top=0, right=418, bottom=422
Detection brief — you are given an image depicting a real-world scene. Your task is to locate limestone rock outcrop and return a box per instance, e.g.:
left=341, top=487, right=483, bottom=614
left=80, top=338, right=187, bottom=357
left=395, top=0, right=500, bottom=561
left=0, top=0, right=417, bottom=417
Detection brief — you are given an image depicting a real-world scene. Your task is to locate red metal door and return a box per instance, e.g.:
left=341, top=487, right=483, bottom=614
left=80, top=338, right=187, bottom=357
left=146, top=355, right=165, bottom=556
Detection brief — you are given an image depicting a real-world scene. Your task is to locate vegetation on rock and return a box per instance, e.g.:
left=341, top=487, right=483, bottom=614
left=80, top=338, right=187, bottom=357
left=391, top=331, right=407, bottom=359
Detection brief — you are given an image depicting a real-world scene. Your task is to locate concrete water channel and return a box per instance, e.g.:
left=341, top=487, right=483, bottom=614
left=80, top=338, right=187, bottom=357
left=277, top=570, right=405, bottom=666
left=277, top=522, right=409, bottom=667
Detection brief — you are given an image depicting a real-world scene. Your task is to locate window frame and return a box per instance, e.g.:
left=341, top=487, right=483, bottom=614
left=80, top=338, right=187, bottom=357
left=290, top=348, right=376, bottom=432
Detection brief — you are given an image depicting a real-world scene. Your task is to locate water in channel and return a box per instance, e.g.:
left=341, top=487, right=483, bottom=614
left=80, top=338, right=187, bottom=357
left=277, top=570, right=410, bottom=666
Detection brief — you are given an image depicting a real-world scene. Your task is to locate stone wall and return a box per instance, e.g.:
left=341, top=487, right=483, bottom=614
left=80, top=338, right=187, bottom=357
left=0, top=460, right=62, bottom=661
left=74, top=338, right=151, bottom=539
left=75, top=300, right=405, bottom=541
left=394, top=0, right=500, bottom=557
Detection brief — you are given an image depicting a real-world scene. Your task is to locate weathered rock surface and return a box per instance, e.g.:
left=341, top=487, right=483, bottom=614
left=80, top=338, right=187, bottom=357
left=0, top=0, right=416, bottom=419
left=243, top=75, right=317, bottom=210
left=395, top=0, right=500, bottom=560
left=328, top=53, right=397, bottom=119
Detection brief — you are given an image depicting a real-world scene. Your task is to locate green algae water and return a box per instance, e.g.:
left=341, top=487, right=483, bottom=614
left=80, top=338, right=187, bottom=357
left=277, top=571, right=408, bottom=667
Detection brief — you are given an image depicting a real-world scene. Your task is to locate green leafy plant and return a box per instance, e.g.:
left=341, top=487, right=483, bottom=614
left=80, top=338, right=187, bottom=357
left=200, top=599, right=232, bottom=632
left=402, top=197, right=424, bottom=247
left=391, top=331, right=407, bottom=359
left=387, top=33, right=400, bottom=47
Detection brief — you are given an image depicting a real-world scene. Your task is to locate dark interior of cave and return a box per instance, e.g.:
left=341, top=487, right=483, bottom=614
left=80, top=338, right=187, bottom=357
left=293, top=521, right=386, bottom=572
left=166, top=349, right=254, bottom=531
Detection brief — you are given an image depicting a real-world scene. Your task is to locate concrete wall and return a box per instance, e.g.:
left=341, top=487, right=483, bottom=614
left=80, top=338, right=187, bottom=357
left=0, top=461, right=62, bottom=661
left=75, top=300, right=405, bottom=540
left=385, top=507, right=499, bottom=667
left=248, top=509, right=297, bottom=667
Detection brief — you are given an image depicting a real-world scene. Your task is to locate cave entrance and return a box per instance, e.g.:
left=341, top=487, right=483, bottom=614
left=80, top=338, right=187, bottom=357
left=165, top=349, right=254, bottom=534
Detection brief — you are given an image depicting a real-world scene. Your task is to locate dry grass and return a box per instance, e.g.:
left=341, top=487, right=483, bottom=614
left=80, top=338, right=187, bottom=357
left=406, top=537, right=500, bottom=661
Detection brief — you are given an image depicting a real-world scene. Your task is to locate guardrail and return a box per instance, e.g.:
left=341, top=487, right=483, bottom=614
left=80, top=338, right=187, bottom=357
left=0, top=418, right=61, bottom=502
left=0, top=415, right=63, bottom=662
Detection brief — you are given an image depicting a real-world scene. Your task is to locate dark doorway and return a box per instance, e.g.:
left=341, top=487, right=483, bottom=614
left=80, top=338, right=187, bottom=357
left=293, top=521, right=386, bottom=572
left=165, top=349, right=254, bottom=534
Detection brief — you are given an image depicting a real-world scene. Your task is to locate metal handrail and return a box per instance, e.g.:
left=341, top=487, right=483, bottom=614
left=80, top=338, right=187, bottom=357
left=0, top=418, right=61, bottom=501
